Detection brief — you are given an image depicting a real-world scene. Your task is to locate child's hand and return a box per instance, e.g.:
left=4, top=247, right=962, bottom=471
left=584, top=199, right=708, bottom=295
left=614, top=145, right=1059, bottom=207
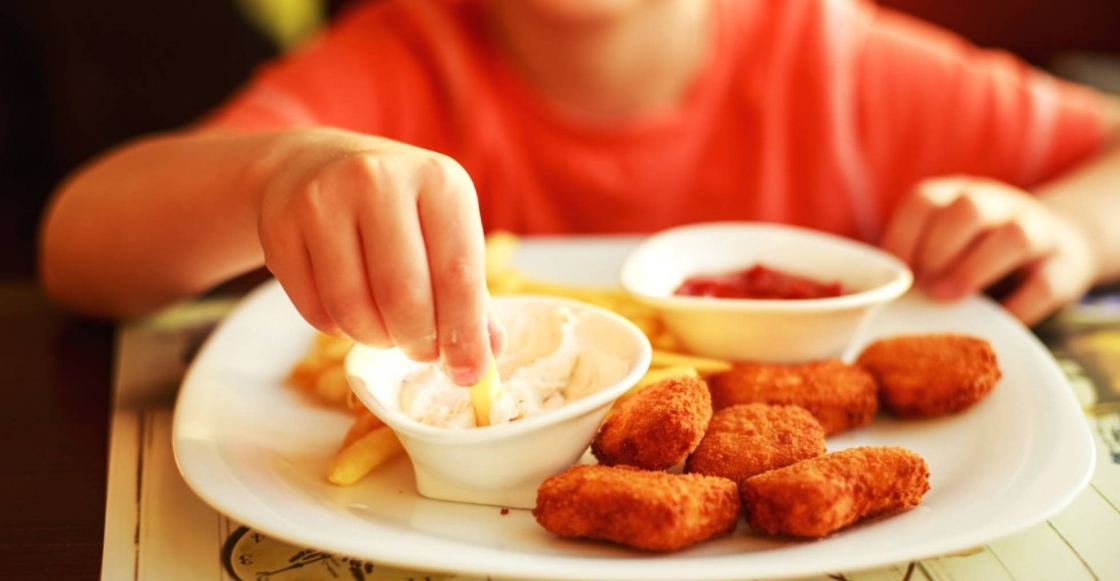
left=879, top=176, right=1096, bottom=326
left=255, top=129, right=501, bottom=386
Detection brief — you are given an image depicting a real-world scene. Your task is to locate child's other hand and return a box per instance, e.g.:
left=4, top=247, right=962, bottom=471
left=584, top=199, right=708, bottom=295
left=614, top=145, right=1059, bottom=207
left=879, top=176, right=1096, bottom=326
left=255, top=129, right=501, bottom=386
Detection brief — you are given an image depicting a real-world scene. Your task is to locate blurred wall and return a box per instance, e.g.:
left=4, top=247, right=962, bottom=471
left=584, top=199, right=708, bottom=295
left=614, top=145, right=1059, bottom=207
left=1, top=0, right=1118, bottom=280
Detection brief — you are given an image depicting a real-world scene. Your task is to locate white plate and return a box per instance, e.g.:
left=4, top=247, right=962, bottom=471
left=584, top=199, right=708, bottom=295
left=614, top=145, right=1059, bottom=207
left=173, top=237, right=1095, bottom=581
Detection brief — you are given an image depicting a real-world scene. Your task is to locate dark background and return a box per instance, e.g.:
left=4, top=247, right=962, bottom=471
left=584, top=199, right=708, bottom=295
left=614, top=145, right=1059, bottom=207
left=2, top=0, right=1119, bottom=281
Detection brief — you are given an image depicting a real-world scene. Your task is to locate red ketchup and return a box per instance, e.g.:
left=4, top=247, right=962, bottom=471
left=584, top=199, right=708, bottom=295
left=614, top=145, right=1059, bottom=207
left=674, top=264, right=845, bottom=300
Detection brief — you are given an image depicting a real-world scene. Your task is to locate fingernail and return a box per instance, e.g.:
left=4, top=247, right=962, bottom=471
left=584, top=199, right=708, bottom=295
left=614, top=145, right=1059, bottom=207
left=444, top=363, right=481, bottom=386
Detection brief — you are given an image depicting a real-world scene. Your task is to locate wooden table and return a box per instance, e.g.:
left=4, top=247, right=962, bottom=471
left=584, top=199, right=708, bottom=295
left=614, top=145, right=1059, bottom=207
left=0, top=281, right=113, bottom=580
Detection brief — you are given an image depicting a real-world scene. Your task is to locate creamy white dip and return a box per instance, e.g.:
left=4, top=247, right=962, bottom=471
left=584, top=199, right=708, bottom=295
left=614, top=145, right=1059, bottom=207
left=397, top=306, right=629, bottom=428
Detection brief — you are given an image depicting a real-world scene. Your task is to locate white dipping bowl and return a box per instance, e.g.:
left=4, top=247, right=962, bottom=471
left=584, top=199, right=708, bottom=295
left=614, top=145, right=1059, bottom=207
left=619, top=222, right=912, bottom=363
left=345, top=295, right=652, bottom=509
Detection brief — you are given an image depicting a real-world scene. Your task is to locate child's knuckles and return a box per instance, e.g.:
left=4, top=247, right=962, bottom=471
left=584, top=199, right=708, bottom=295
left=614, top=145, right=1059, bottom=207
left=944, top=193, right=985, bottom=226
left=415, top=153, right=474, bottom=198
left=297, top=153, right=393, bottom=208
left=913, top=177, right=963, bottom=207
left=322, top=151, right=381, bottom=182
left=290, top=177, right=338, bottom=224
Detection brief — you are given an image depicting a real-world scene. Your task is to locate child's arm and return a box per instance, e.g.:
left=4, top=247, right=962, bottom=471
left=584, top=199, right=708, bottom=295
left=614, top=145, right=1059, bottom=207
left=880, top=95, right=1120, bottom=325
left=39, top=127, right=497, bottom=385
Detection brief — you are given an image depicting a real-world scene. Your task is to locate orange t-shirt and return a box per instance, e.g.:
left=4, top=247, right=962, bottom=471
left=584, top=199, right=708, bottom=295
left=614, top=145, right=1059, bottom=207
left=205, top=0, right=1105, bottom=242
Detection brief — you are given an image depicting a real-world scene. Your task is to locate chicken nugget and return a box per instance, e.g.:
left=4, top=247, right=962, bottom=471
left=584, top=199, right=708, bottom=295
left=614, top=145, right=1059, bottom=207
left=741, top=446, right=929, bottom=538
left=708, top=360, right=877, bottom=435
left=684, top=403, right=826, bottom=482
left=534, top=464, right=741, bottom=551
left=856, top=334, right=1000, bottom=418
left=592, top=375, right=711, bottom=470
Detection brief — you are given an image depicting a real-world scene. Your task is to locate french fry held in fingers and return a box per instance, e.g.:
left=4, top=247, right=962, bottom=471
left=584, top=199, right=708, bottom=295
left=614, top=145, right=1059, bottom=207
left=469, top=358, right=501, bottom=427
left=328, top=425, right=405, bottom=486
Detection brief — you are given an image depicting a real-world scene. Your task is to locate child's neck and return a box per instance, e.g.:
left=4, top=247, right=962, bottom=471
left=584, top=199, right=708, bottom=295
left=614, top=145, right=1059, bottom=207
left=487, top=0, right=713, bottom=123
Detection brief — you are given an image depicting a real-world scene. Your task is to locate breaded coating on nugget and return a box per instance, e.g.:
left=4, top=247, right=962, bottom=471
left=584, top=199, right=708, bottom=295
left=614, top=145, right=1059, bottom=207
left=708, top=360, right=877, bottom=435
left=684, top=403, right=826, bottom=482
left=741, top=446, right=929, bottom=538
left=534, top=464, right=741, bottom=551
left=592, top=375, right=712, bottom=470
left=856, top=334, right=1000, bottom=418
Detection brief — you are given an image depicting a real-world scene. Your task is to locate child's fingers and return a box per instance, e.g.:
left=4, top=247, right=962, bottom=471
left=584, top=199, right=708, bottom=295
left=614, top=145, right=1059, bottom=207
left=916, top=192, right=1002, bottom=281
left=1001, top=229, right=1095, bottom=326
left=360, top=187, right=438, bottom=363
left=416, top=156, right=491, bottom=387
left=1000, top=263, right=1060, bottom=326
left=261, top=227, right=339, bottom=336
left=880, top=178, right=963, bottom=269
left=925, top=222, right=1040, bottom=301
left=302, top=205, right=392, bottom=347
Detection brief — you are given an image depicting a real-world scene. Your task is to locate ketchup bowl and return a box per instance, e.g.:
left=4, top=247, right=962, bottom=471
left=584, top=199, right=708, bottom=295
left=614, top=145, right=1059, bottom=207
left=619, top=222, right=913, bottom=363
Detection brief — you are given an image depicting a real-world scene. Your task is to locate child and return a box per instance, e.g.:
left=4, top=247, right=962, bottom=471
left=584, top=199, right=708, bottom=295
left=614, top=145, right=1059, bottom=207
left=39, top=0, right=1120, bottom=386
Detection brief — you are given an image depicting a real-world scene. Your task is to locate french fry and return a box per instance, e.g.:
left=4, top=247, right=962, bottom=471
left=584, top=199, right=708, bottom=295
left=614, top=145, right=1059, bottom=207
left=288, top=354, right=325, bottom=391
left=515, top=280, right=644, bottom=315
left=315, top=333, right=355, bottom=361
left=636, top=365, right=700, bottom=389
left=342, top=410, right=386, bottom=449
left=315, top=365, right=352, bottom=405
left=627, top=315, right=658, bottom=338
left=649, top=330, right=683, bottom=351
left=469, top=358, right=501, bottom=427
left=327, top=426, right=405, bottom=486
left=345, top=390, right=369, bottom=414
left=289, top=333, right=356, bottom=408
left=650, top=350, right=732, bottom=376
